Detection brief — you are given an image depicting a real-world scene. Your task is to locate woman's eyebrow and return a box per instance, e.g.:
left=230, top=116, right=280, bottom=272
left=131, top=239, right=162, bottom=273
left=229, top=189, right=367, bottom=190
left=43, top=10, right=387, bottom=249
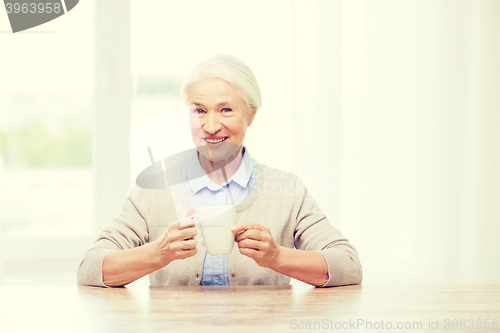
left=193, top=101, right=232, bottom=108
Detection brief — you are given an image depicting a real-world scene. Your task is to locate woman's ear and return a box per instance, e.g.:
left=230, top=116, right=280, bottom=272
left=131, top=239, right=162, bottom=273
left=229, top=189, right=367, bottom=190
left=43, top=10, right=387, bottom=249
left=248, top=107, right=257, bottom=126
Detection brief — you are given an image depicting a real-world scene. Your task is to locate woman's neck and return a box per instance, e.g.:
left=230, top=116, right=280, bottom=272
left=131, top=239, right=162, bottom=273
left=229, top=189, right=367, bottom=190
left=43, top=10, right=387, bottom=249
left=198, top=147, right=244, bottom=185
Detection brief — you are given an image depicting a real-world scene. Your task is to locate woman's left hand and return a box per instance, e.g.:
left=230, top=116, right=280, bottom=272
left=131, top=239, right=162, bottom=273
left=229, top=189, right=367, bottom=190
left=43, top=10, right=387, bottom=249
left=231, top=223, right=283, bottom=269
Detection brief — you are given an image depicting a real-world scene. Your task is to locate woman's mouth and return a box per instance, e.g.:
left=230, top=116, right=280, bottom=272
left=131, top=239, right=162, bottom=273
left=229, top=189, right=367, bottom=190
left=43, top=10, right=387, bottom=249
left=204, top=137, right=228, bottom=144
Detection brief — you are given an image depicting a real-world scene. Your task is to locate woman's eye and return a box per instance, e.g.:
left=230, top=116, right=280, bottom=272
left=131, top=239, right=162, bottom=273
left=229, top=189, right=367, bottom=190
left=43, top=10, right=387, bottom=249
left=221, top=108, right=232, bottom=113
left=195, top=109, right=205, bottom=114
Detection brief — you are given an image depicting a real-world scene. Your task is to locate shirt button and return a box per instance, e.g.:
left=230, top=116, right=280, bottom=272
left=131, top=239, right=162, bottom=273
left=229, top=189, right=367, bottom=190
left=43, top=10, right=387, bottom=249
left=218, top=188, right=223, bottom=192
left=216, top=275, right=221, bottom=280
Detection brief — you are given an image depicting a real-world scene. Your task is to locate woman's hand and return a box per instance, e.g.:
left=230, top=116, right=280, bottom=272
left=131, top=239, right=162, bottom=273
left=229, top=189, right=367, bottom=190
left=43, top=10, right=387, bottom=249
left=231, top=222, right=284, bottom=269
left=152, top=207, right=198, bottom=266
left=101, top=207, right=198, bottom=287
left=231, top=222, right=329, bottom=286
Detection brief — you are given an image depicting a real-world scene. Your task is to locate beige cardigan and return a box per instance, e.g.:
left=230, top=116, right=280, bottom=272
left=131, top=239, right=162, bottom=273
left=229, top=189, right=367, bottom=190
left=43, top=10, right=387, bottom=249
left=77, top=163, right=362, bottom=287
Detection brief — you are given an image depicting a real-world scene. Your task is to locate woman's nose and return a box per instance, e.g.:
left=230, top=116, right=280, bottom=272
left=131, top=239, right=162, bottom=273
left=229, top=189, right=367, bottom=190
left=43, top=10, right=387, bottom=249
left=203, top=113, right=221, bottom=134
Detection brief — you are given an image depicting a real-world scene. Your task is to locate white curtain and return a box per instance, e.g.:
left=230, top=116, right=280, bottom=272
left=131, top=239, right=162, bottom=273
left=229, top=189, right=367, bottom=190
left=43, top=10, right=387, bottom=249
left=293, top=0, right=500, bottom=284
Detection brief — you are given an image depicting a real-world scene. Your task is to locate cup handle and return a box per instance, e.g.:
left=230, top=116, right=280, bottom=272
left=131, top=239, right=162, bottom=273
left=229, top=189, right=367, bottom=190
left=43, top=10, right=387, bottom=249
left=186, top=214, right=204, bottom=244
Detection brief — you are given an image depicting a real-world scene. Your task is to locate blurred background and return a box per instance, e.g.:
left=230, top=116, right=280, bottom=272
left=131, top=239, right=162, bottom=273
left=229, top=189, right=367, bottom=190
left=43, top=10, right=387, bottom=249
left=0, top=0, right=498, bottom=286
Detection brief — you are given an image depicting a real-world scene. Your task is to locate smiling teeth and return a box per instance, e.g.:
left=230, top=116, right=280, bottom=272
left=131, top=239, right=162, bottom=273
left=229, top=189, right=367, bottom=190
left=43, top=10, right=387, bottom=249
left=206, top=137, right=226, bottom=143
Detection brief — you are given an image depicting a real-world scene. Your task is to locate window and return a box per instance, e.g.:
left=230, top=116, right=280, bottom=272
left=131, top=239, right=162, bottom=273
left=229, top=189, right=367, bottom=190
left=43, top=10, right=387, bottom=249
left=0, top=1, right=95, bottom=263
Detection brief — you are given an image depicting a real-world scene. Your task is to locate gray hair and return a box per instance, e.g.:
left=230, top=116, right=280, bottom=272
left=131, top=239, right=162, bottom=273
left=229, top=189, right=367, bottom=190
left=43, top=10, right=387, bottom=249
left=181, top=54, right=262, bottom=112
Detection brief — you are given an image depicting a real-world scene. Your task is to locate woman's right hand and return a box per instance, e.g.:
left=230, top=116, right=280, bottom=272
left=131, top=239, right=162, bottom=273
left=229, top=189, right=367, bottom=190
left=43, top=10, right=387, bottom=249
left=152, top=207, right=198, bottom=266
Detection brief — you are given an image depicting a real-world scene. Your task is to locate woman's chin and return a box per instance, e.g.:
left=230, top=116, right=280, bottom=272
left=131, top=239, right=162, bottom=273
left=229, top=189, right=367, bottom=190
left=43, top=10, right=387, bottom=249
left=197, top=141, right=240, bottom=164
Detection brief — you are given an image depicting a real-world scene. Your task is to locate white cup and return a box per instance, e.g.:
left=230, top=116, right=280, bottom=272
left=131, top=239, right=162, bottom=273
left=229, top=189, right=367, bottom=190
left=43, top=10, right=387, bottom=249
left=191, top=205, right=236, bottom=255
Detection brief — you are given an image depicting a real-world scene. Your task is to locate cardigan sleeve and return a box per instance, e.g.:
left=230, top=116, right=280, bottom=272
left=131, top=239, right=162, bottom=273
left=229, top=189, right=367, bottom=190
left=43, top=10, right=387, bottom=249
left=293, top=176, right=362, bottom=287
left=77, top=185, right=151, bottom=287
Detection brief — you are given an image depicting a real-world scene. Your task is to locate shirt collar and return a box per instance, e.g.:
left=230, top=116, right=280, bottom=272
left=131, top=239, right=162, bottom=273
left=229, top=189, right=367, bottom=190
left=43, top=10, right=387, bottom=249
left=184, top=147, right=254, bottom=194
left=231, top=147, right=254, bottom=189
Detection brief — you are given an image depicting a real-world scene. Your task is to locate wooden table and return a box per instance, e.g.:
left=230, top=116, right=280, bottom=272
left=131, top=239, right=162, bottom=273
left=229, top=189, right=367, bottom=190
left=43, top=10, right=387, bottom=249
left=0, top=284, right=499, bottom=332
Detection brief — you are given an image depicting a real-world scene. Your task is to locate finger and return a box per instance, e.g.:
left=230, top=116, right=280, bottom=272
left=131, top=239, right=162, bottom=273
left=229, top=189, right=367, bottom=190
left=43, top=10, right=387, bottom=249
left=239, top=247, right=259, bottom=258
left=168, top=207, right=197, bottom=230
left=235, top=229, right=262, bottom=242
left=180, top=207, right=198, bottom=227
left=179, top=227, right=197, bottom=240
left=181, top=239, right=196, bottom=251
left=169, top=216, right=196, bottom=231
left=178, top=247, right=198, bottom=259
left=166, top=227, right=196, bottom=244
left=237, top=239, right=262, bottom=251
left=171, top=238, right=195, bottom=252
left=183, top=206, right=196, bottom=218
left=231, top=222, right=266, bottom=234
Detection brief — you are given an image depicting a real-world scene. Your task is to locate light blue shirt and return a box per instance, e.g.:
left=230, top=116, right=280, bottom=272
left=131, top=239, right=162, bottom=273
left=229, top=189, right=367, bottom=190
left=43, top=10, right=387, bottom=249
left=181, top=147, right=256, bottom=285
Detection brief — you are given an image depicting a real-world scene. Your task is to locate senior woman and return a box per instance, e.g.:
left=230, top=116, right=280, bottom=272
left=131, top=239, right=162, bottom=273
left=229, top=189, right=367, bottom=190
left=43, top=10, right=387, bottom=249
left=77, top=54, right=362, bottom=287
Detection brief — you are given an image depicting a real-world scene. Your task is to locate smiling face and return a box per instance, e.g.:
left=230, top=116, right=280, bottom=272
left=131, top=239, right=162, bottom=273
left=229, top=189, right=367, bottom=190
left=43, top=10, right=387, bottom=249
left=188, top=77, right=256, bottom=162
